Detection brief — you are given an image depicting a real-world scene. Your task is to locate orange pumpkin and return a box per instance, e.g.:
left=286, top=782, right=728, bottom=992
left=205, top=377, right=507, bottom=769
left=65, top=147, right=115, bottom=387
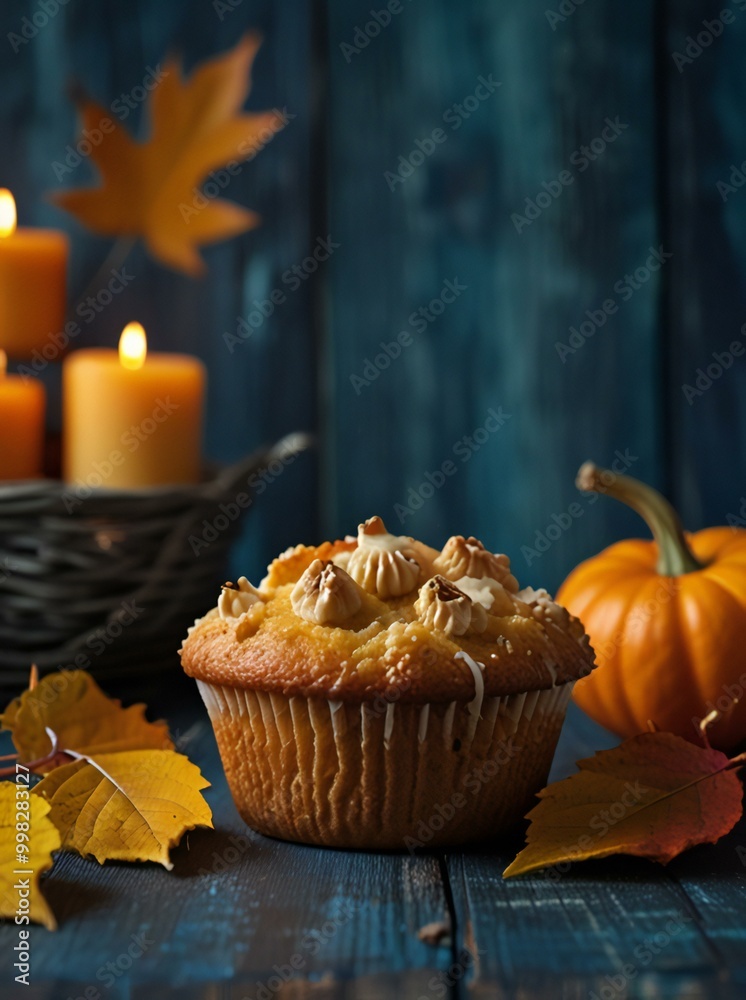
left=557, top=462, right=746, bottom=752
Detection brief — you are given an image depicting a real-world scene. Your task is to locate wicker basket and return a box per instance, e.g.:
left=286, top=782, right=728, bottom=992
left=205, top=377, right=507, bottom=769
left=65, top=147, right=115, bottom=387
left=0, top=432, right=311, bottom=691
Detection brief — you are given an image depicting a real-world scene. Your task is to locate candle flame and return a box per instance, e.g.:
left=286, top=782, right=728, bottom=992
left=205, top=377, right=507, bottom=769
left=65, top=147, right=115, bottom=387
left=0, top=190, right=16, bottom=238
left=0, top=350, right=6, bottom=379
left=119, top=322, right=147, bottom=371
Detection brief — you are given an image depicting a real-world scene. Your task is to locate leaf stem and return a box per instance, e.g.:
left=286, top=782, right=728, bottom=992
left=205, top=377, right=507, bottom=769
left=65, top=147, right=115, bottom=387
left=0, top=730, right=72, bottom=779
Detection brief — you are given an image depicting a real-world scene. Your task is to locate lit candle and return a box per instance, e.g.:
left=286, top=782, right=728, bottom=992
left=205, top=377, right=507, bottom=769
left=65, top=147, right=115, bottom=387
left=62, top=323, right=206, bottom=489
left=0, top=350, right=46, bottom=480
left=0, top=190, right=69, bottom=359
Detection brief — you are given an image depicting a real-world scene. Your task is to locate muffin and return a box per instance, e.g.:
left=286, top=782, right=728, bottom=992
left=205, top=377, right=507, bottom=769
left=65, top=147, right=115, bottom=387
left=180, top=516, right=595, bottom=849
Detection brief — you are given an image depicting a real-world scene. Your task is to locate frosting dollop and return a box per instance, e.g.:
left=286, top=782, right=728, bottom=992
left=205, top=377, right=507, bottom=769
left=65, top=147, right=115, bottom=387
left=291, top=559, right=363, bottom=626
left=516, top=586, right=570, bottom=628
left=452, top=575, right=516, bottom=616
left=347, top=515, right=421, bottom=599
left=218, top=577, right=263, bottom=620
left=414, top=575, right=487, bottom=636
left=433, top=535, right=519, bottom=592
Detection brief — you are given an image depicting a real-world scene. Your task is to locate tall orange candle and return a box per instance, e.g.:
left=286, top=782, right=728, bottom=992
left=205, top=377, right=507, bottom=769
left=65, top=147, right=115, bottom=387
left=0, top=190, right=69, bottom=359
left=0, top=350, right=46, bottom=480
left=63, top=323, right=206, bottom=490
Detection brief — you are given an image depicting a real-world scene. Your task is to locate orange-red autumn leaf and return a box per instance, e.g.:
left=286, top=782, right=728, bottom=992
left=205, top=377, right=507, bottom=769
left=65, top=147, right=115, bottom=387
left=0, top=670, right=171, bottom=771
left=503, top=732, right=744, bottom=878
left=34, top=750, right=212, bottom=869
left=50, top=34, right=285, bottom=275
left=0, top=783, right=60, bottom=930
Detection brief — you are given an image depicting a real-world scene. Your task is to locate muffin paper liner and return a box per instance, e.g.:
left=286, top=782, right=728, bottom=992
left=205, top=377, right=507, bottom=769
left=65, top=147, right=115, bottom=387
left=197, top=679, right=573, bottom=849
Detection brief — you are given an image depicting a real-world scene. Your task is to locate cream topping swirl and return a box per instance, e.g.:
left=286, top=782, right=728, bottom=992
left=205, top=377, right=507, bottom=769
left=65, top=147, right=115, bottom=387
left=218, top=577, right=263, bottom=620
left=433, top=535, right=519, bottom=593
left=516, top=586, right=570, bottom=628
left=414, top=575, right=487, bottom=636
left=291, top=559, right=363, bottom=626
left=346, top=515, right=421, bottom=599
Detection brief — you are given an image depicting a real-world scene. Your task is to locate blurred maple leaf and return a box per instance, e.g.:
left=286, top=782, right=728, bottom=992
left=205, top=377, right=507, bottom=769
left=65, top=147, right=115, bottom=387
left=50, top=34, right=285, bottom=275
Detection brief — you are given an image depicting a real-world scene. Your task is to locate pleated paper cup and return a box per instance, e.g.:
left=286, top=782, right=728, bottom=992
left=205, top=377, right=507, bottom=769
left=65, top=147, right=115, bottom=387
left=196, top=679, right=573, bottom=849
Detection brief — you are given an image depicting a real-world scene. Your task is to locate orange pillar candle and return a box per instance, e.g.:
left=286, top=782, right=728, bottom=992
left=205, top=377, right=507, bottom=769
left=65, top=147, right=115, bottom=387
left=63, top=323, right=206, bottom=490
left=0, top=350, right=46, bottom=480
left=0, top=190, right=69, bottom=358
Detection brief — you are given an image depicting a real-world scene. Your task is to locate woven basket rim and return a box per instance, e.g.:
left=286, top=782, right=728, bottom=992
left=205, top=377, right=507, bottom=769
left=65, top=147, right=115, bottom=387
left=0, top=431, right=314, bottom=687
left=0, top=431, right=314, bottom=504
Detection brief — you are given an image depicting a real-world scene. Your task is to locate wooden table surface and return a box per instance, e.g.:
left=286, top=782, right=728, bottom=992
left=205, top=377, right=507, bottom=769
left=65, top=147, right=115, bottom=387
left=2, top=684, right=745, bottom=1000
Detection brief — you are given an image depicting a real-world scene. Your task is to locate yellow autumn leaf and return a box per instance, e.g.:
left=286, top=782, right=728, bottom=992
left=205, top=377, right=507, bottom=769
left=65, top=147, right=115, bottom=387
left=0, top=783, right=60, bottom=930
left=1, top=671, right=171, bottom=770
left=34, top=750, right=212, bottom=869
left=50, top=33, right=285, bottom=275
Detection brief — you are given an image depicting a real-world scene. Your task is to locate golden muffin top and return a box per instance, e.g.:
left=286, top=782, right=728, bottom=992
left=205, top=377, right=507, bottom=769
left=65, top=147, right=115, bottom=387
left=180, top=516, right=595, bottom=703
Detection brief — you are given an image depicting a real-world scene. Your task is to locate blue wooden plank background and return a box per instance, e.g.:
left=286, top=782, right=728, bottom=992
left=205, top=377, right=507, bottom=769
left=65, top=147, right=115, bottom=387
left=663, top=0, right=746, bottom=533
left=0, top=0, right=743, bottom=595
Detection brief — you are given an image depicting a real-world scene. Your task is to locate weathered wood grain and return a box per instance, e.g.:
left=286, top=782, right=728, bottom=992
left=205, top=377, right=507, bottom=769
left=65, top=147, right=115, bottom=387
left=324, top=0, right=661, bottom=593
left=446, top=705, right=746, bottom=998
left=669, top=821, right=746, bottom=987
left=3, top=693, right=746, bottom=997
left=447, top=847, right=734, bottom=997
left=661, top=0, right=746, bottom=530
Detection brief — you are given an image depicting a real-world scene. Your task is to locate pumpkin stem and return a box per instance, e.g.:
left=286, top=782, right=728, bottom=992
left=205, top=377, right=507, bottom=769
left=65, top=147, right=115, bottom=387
left=576, top=462, right=704, bottom=576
